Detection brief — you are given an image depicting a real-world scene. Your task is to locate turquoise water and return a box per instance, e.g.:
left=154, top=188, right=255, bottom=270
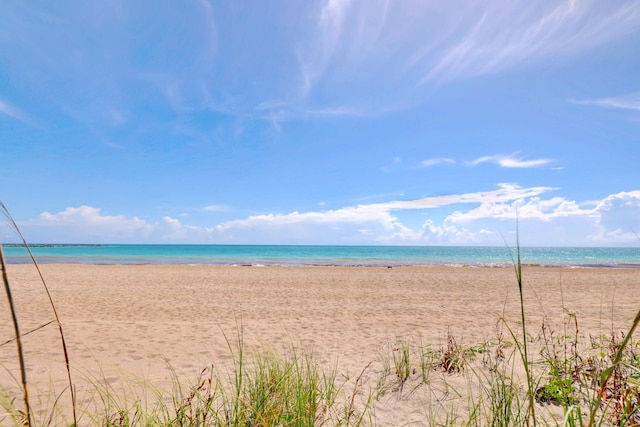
left=3, top=244, right=640, bottom=267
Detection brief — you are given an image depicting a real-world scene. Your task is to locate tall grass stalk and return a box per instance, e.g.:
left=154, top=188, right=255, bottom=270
left=504, top=218, right=536, bottom=426
left=0, top=242, right=30, bottom=426
left=222, top=325, right=244, bottom=425
left=1, top=201, right=77, bottom=425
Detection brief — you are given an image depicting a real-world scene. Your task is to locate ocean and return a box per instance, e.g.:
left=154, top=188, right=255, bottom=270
left=2, top=244, right=640, bottom=268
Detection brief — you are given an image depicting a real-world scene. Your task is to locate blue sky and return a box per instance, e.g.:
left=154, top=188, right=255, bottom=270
left=1, top=1, right=639, bottom=246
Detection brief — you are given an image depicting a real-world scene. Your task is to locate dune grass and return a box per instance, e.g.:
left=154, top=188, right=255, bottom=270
left=1, top=275, right=639, bottom=427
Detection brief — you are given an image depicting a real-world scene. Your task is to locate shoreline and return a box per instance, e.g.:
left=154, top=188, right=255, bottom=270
left=4, top=244, right=640, bottom=269
left=6, top=260, right=640, bottom=269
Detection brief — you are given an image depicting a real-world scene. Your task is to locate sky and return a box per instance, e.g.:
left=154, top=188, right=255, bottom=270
left=1, top=0, right=639, bottom=246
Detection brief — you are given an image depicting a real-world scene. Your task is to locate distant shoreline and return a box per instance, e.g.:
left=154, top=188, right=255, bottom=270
left=2, top=243, right=103, bottom=247
left=3, top=244, right=640, bottom=268
left=4, top=260, right=640, bottom=269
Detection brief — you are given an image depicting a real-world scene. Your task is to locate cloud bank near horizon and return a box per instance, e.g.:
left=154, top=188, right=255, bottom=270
left=16, top=185, right=640, bottom=247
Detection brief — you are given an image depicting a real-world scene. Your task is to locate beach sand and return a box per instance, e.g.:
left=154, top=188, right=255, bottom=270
left=1, top=264, right=638, bottom=424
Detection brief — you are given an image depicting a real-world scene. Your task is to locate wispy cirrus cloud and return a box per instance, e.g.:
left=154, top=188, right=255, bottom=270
left=298, top=0, right=353, bottom=96
left=466, top=154, right=553, bottom=168
left=203, top=205, right=229, bottom=212
left=571, top=92, right=640, bottom=112
left=0, top=98, right=26, bottom=122
left=419, top=154, right=553, bottom=169
left=2, top=2, right=218, bottom=130
left=419, top=157, right=456, bottom=167
left=258, top=0, right=640, bottom=125
left=4, top=1, right=638, bottom=131
left=418, top=1, right=640, bottom=83
left=21, top=0, right=627, bottom=129
left=295, top=1, right=640, bottom=100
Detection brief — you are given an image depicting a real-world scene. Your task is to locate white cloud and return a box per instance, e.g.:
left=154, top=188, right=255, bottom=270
left=22, top=188, right=640, bottom=246
left=446, top=196, right=587, bottom=223
left=442, top=191, right=640, bottom=245
left=587, top=191, right=640, bottom=243
left=38, top=206, right=146, bottom=228
left=212, top=184, right=554, bottom=238
left=418, top=155, right=554, bottom=169
left=26, top=206, right=214, bottom=243
left=210, top=186, right=640, bottom=245
left=378, top=219, right=493, bottom=245
left=499, top=158, right=552, bottom=168
left=203, top=205, right=228, bottom=212
left=215, top=204, right=400, bottom=232
left=466, top=154, right=553, bottom=168
left=376, top=183, right=555, bottom=210
left=158, top=216, right=216, bottom=242
left=33, top=206, right=153, bottom=241
left=419, top=157, right=455, bottom=167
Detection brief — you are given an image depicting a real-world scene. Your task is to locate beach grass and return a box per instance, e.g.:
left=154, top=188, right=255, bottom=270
left=1, top=289, right=639, bottom=426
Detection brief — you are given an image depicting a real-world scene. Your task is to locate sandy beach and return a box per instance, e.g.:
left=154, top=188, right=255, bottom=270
left=1, top=264, right=638, bottom=425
